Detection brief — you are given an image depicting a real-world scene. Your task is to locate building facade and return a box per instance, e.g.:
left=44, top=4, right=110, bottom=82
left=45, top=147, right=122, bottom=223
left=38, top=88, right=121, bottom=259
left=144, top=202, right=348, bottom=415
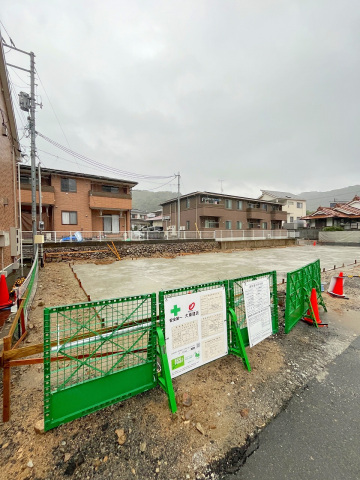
left=161, top=192, right=287, bottom=232
left=0, top=43, right=21, bottom=271
left=259, top=190, right=306, bottom=223
left=302, top=196, right=360, bottom=230
left=20, top=165, right=137, bottom=236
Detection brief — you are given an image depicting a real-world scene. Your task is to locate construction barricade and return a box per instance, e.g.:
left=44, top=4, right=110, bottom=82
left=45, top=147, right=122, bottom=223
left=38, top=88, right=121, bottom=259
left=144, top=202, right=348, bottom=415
left=285, top=259, right=327, bottom=334
left=43, top=294, right=176, bottom=431
left=228, top=271, right=279, bottom=349
left=1, top=266, right=315, bottom=429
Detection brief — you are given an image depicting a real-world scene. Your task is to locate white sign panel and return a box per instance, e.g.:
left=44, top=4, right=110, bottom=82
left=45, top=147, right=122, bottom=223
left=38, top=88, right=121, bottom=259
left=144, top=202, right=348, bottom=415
left=242, top=277, right=272, bottom=348
left=164, top=287, right=227, bottom=378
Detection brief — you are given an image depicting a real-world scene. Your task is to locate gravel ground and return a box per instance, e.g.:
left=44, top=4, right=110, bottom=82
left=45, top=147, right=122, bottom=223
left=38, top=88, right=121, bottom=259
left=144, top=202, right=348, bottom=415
left=0, top=260, right=359, bottom=480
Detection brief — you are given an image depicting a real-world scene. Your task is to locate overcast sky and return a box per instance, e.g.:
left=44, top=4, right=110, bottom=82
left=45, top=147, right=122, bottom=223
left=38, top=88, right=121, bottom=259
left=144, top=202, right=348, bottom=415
left=1, top=1, right=359, bottom=198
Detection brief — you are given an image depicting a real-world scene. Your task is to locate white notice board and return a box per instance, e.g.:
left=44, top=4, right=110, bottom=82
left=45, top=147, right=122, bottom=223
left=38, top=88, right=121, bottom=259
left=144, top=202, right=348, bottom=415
left=164, top=287, right=228, bottom=378
left=242, top=277, right=272, bottom=348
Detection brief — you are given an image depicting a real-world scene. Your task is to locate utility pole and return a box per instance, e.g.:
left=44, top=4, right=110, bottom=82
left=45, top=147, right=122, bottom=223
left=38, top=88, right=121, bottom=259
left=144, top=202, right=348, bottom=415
left=38, top=163, right=44, bottom=267
left=3, top=42, right=38, bottom=258
left=176, top=172, right=181, bottom=237
left=29, top=52, right=37, bottom=252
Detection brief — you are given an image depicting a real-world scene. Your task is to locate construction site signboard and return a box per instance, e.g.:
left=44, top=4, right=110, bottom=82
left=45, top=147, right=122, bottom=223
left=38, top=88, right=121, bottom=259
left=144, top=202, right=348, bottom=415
left=242, top=276, right=272, bottom=347
left=164, top=287, right=228, bottom=378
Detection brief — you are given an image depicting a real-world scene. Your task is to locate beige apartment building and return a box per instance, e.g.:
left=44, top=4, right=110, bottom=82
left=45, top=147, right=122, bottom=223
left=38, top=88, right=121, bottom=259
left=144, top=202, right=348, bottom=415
left=259, top=190, right=306, bottom=223
left=161, top=192, right=287, bottom=232
left=0, top=43, right=21, bottom=270
left=19, top=165, right=137, bottom=236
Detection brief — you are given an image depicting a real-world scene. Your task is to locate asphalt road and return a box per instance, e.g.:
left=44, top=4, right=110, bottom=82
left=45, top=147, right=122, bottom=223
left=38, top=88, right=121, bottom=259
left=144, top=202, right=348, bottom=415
left=226, top=335, right=360, bottom=480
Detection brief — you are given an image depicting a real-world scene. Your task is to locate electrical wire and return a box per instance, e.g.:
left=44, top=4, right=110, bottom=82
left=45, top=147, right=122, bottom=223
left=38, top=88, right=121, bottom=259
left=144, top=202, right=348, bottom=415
left=0, top=20, right=15, bottom=47
left=35, top=68, right=72, bottom=149
left=36, top=131, right=175, bottom=180
left=36, top=148, right=177, bottom=190
left=146, top=177, right=177, bottom=191
left=8, top=65, right=30, bottom=88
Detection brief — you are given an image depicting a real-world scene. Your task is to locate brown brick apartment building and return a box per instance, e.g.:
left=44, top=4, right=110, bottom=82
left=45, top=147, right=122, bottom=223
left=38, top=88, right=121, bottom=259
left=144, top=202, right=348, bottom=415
left=161, top=192, right=287, bottom=232
left=19, top=165, right=137, bottom=237
left=0, top=43, right=21, bottom=270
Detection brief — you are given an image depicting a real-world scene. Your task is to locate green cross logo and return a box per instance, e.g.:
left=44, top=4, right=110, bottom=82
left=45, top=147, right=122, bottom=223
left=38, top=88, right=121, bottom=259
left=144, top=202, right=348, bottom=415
left=171, top=304, right=181, bottom=316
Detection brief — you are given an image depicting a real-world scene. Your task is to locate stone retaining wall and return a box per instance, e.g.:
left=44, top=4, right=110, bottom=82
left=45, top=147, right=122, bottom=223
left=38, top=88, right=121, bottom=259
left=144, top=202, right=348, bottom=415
left=44, top=240, right=220, bottom=262
left=43, top=238, right=296, bottom=262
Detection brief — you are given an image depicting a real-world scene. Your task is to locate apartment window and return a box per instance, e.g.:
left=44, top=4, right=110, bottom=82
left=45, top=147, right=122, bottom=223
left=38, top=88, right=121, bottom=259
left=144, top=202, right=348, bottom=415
left=61, top=178, right=77, bottom=192
left=225, top=199, right=232, bottom=209
left=20, top=175, right=31, bottom=184
left=290, top=216, right=294, bottom=222
left=186, top=198, right=190, bottom=208
left=20, top=175, right=39, bottom=185
left=262, top=222, right=268, bottom=229
left=297, top=202, right=303, bottom=208
left=236, top=221, right=242, bottom=229
left=102, top=185, right=119, bottom=193
left=262, top=204, right=267, bottom=211
left=62, top=211, right=77, bottom=225
left=186, top=220, right=190, bottom=230
left=237, top=200, right=243, bottom=210
left=205, top=219, right=219, bottom=228
left=225, top=221, right=232, bottom=230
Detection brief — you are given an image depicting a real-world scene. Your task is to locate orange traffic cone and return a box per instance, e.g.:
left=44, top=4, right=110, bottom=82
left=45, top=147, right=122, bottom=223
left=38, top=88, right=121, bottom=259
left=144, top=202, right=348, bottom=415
left=313, top=241, right=317, bottom=246
left=302, top=288, right=328, bottom=327
left=0, top=274, right=12, bottom=310
left=328, top=272, right=347, bottom=298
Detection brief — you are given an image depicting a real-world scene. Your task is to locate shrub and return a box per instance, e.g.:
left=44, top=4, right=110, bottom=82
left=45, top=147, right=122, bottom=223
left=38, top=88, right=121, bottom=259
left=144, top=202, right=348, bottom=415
left=322, top=226, right=344, bottom=231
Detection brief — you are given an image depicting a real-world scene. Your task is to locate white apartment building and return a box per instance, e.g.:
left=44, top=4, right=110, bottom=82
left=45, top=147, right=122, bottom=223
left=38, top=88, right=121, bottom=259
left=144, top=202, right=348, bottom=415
left=259, top=190, right=306, bottom=224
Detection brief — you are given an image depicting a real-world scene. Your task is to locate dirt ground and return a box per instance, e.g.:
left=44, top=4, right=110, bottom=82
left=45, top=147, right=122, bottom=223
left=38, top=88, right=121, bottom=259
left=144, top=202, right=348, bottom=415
left=0, top=258, right=359, bottom=480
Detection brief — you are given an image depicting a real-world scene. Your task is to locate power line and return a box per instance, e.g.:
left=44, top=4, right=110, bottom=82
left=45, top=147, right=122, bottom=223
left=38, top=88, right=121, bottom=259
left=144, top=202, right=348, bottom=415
left=8, top=65, right=29, bottom=88
left=35, top=68, right=72, bottom=149
left=0, top=20, right=15, bottom=47
left=147, top=177, right=177, bottom=191
left=36, top=131, right=175, bottom=181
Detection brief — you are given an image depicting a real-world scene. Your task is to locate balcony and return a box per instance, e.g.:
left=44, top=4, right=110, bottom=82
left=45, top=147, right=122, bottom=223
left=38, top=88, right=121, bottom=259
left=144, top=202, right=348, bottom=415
left=89, top=191, right=132, bottom=210
left=20, top=185, right=55, bottom=205
left=246, top=207, right=268, bottom=220
left=270, top=210, right=287, bottom=221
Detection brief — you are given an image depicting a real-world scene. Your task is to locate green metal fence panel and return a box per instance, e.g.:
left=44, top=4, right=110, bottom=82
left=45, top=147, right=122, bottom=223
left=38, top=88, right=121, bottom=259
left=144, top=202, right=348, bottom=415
left=44, top=294, right=157, bottom=431
left=228, top=271, right=279, bottom=348
left=284, top=259, right=326, bottom=334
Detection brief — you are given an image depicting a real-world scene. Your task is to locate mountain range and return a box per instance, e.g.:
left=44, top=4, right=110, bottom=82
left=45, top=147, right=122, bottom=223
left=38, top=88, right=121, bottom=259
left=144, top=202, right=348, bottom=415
left=132, top=185, right=360, bottom=214
left=299, top=185, right=360, bottom=212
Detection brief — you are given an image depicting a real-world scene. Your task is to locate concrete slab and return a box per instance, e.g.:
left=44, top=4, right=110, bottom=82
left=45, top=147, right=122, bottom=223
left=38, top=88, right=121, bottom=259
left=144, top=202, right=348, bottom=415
left=72, top=245, right=360, bottom=300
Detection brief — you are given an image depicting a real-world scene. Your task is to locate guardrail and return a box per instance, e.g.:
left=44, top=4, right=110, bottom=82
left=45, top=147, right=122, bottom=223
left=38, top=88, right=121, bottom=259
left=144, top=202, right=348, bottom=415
left=22, top=229, right=289, bottom=243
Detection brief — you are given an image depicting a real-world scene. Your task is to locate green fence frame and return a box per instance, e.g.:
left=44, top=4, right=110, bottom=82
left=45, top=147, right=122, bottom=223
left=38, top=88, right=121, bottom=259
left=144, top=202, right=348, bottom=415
left=43, top=274, right=282, bottom=429
left=228, top=271, right=279, bottom=350
left=284, top=259, right=327, bottom=334
left=44, top=293, right=165, bottom=431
